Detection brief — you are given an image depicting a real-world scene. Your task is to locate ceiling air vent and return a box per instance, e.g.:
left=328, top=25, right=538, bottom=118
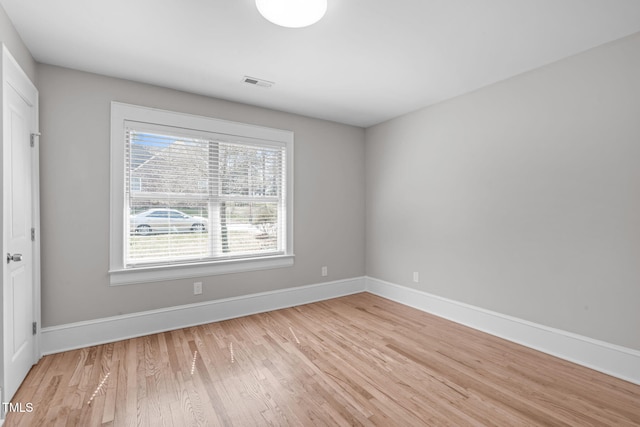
left=242, top=76, right=274, bottom=88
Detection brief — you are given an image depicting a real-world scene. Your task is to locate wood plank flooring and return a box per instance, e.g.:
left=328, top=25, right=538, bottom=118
left=5, top=293, right=640, bottom=426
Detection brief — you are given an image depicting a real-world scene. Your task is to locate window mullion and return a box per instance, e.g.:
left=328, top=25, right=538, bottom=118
left=209, top=140, right=220, bottom=257
left=112, top=102, right=292, bottom=280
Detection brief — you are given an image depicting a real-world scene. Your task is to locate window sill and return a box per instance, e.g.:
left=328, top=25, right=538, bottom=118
left=108, top=254, right=295, bottom=286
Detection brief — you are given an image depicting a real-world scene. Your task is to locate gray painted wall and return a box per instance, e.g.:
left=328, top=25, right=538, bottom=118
left=37, top=64, right=365, bottom=327
left=0, top=3, right=36, bottom=83
left=366, top=32, right=640, bottom=350
left=8, top=4, right=640, bottom=351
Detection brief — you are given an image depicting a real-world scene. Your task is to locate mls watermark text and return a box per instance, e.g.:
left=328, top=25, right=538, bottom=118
left=2, top=401, right=34, bottom=413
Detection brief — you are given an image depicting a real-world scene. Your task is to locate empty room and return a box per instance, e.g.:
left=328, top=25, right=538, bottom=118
left=1, top=0, right=640, bottom=425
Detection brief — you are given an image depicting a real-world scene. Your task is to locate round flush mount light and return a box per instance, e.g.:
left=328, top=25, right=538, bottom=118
left=256, top=0, right=327, bottom=28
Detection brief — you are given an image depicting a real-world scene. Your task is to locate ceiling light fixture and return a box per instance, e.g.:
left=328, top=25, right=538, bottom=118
left=256, top=0, right=327, bottom=28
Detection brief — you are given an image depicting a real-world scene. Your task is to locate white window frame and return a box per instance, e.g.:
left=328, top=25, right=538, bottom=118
left=109, top=102, right=294, bottom=285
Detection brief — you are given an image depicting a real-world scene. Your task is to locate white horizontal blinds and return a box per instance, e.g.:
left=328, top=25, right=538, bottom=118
left=124, top=126, right=285, bottom=267
left=217, top=142, right=285, bottom=256
left=125, top=129, right=210, bottom=265
left=218, top=142, right=283, bottom=199
left=127, top=130, right=209, bottom=200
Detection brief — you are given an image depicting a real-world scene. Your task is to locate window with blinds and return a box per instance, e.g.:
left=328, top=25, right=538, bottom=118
left=110, top=102, right=293, bottom=284
left=124, top=126, right=287, bottom=266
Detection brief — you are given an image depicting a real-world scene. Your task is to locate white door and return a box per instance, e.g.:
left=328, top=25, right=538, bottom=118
left=2, top=46, right=39, bottom=403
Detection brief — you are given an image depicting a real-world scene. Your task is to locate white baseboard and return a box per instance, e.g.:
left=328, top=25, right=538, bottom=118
left=366, top=276, right=640, bottom=385
left=40, top=275, right=639, bottom=385
left=40, top=277, right=366, bottom=355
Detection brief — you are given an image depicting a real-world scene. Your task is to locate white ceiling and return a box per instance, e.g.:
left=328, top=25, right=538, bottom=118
left=2, top=0, right=640, bottom=127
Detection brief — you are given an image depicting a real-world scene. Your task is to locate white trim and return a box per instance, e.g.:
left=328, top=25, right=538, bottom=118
left=109, top=102, right=294, bottom=285
left=41, top=277, right=366, bottom=355
left=366, top=276, right=640, bottom=385
left=112, top=102, right=293, bottom=143
left=38, top=274, right=640, bottom=385
left=109, top=254, right=295, bottom=285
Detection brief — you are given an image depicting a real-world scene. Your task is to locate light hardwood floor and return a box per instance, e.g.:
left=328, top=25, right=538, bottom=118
left=5, top=293, right=640, bottom=426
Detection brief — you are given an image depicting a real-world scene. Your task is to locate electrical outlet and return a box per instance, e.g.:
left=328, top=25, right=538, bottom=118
left=413, top=272, right=419, bottom=283
left=193, top=281, right=203, bottom=295
left=321, top=266, right=328, bottom=277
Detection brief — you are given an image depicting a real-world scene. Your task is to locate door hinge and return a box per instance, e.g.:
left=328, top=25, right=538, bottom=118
left=30, top=132, right=41, bottom=147
left=31, top=227, right=36, bottom=241
left=32, top=321, right=37, bottom=335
